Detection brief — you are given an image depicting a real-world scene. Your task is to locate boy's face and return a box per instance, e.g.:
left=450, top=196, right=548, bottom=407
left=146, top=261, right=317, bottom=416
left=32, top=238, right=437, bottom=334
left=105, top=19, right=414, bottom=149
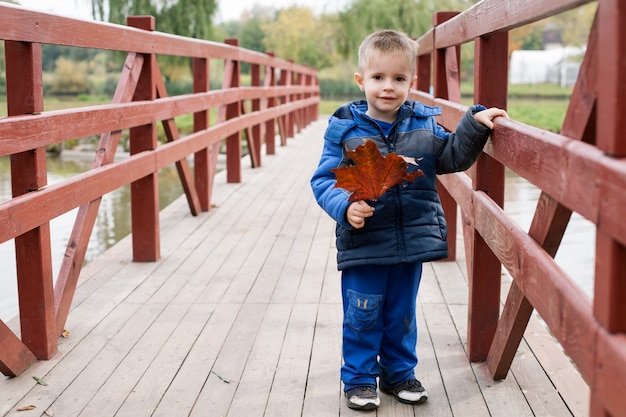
left=354, top=50, right=416, bottom=123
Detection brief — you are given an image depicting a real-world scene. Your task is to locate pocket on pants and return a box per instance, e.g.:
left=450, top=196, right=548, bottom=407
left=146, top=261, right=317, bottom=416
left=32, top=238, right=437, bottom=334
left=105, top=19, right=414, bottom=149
left=346, top=290, right=382, bottom=331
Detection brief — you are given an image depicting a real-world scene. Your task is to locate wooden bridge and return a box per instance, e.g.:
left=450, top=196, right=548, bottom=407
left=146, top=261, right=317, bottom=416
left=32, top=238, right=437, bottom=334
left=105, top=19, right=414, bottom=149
left=1, top=1, right=624, bottom=416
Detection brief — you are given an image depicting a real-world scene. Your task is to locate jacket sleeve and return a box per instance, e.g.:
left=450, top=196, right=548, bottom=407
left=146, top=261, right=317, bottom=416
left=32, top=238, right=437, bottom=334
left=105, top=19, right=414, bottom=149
left=435, top=105, right=492, bottom=174
left=310, top=119, right=354, bottom=230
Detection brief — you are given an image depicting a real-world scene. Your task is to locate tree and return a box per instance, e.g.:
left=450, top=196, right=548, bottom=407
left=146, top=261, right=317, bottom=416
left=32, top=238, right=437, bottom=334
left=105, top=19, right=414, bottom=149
left=90, top=0, right=217, bottom=40
left=262, top=7, right=339, bottom=70
left=509, top=3, right=596, bottom=54
left=550, top=3, right=597, bottom=47
left=157, top=0, right=216, bottom=40
left=510, top=23, right=544, bottom=52
left=335, top=0, right=480, bottom=62
left=89, top=0, right=218, bottom=84
left=238, top=5, right=275, bottom=54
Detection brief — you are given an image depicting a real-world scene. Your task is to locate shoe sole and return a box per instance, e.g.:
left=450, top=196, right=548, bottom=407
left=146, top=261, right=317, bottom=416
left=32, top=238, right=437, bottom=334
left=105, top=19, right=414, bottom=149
left=347, top=401, right=378, bottom=411
left=380, top=387, right=428, bottom=405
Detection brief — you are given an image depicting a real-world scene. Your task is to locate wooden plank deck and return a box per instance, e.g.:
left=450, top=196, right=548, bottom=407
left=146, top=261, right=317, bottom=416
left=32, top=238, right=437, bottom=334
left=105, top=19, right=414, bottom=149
left=1, top=118, right=589, bottom=417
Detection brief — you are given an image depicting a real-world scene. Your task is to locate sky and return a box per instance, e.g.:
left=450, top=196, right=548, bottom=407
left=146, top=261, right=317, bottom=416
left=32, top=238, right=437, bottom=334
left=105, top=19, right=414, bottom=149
left=15, top=0, right=350, bottom=22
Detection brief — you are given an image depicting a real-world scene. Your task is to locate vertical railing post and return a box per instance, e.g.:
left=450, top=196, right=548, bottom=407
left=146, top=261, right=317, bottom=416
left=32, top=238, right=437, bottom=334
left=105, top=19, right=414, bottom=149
left=286, top=63, right=295, bottom=139
left=127, top=16, right=160, bottom=262
left=594, top=0, right=626, bottom=330
left=308, top=74, right=319, bottom=123
left=278, top=66, right=290, bottom=145
left=304, top=72, right=313, bottom=125
left=593, top=1, right=626, bottom=415
left=467, top=31, right=509, bottom=362
left=193, top=56, right=212, bottom=211
left=295, top=69, right=304, bottom=133
left=314, top=76, right=319, bottom=121
left=225, top=38, right=242, bottom=183
left=433, top=11, right=460, bottom=261
left=5, top=40, right=58, bottom=360
left=264, top=53, right=277, bottom=155
left=251, top=62, right=263, bottom=167
left=415, top=50, right=431, bottom=93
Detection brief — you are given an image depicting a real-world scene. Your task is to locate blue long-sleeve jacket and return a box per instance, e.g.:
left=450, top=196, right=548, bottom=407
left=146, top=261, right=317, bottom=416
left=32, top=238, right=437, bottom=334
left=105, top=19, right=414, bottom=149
left=310, top=100, right=492, bottom=270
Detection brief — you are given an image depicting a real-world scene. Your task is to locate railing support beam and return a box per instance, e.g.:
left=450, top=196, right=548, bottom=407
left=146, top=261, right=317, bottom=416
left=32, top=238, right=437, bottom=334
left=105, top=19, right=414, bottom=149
left=593, top=2, right=626, bottom=415
left=4, top=40, right=57, bottom=361
left=433, top=11, right=460, bottom=262
left=225, top=38, right=242, bottom=184
left=466, top=29, right=508, bottom=362
left=192, top=57, right=212, bottom=211
left=128, top=16, right=160, bottom=262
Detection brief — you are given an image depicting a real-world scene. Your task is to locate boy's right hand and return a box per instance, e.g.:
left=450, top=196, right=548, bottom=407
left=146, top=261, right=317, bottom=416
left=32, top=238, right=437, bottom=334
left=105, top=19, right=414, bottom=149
left=347, top=200, right=374, bottom=229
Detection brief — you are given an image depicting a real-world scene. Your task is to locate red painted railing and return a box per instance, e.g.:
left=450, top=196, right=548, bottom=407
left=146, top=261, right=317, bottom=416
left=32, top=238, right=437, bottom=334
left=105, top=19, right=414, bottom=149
left=0, top=4, right=318, bottom=377
left=411, top=1, right=625, bottom=416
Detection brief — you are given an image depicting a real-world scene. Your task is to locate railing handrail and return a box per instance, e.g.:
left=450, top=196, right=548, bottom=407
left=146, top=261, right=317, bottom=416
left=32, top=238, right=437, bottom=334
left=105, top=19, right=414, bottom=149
left=410, top=1, right=625, bottom=416
left=0, top=4, right=319, bottom=377
left=0, top=3, right=318, bottom=74
left=0, top=86, right=316, bottom=157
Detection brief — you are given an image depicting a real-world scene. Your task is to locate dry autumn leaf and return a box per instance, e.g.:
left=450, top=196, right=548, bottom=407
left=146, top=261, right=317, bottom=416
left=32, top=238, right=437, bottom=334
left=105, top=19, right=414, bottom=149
left=331, top=140, right=424, bottom=202
left=16, top=405, right=36, bottom=411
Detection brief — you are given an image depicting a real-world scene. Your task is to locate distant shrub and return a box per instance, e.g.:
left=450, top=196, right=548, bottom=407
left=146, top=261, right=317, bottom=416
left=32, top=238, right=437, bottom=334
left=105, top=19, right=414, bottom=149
left=50, top=57, right=89, bottom=95
left=319, top=78, right=361, bottom=100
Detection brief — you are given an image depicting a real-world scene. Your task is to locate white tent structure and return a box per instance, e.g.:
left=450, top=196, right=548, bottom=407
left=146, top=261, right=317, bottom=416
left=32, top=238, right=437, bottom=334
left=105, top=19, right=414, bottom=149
left=509, top=46, right=585, bottom=87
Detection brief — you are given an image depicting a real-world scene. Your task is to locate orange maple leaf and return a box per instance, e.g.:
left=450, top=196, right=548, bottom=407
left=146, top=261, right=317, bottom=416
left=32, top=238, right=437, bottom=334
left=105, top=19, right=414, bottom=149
left=331, top=140, right=425, bottom=202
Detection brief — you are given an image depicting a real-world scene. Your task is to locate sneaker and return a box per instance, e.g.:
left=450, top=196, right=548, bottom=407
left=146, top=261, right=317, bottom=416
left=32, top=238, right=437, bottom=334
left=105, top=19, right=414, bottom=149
left=380, top=379, right=428, bottom=405
left=345, top=386, right=380, bottom=410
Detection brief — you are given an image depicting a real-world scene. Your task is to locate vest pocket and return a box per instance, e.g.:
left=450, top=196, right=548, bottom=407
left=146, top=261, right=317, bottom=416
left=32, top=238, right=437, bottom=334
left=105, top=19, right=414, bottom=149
left=346, top=290, right=383, bottom=331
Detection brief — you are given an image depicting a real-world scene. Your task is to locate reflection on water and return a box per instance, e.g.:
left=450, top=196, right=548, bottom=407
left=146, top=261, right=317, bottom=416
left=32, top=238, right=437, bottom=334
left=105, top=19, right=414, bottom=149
left=0, top=159, right=596, bottom=322
left=0, top=154, right=186, bottom=322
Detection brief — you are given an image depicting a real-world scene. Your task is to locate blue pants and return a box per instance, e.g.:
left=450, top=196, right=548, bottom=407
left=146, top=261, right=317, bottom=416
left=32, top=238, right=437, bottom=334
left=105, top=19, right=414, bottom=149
left=341, top=262, right=423, bottom=391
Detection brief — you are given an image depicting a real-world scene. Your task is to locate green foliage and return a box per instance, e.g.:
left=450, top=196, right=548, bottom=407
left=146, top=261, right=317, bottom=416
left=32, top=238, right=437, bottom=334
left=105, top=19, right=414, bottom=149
left=550, top=3, right=598, bottom=47
left=261, top=7, right=339, bottom=70
left=237, top=5, right=275, bottom=53
left=335, top=0, right=480, bottom=62
left=50, top=57, right=90, bottom=95
left=91, top=0, right=217, bottom=40
left=42, top=45, right=99, bottom=72
left=319, top=78, right=362, bottom=100
left=336, top=0, right=429, bottom=60
left=157, top=0, right=216, bottom=40
left=89, top=0, right=218, bottom=89
left=520, top=25, right=544, bottom=50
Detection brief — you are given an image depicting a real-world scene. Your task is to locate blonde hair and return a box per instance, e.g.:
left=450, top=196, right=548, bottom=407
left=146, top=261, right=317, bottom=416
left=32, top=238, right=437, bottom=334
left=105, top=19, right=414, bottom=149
left=357, top=30, right=418, bottom=74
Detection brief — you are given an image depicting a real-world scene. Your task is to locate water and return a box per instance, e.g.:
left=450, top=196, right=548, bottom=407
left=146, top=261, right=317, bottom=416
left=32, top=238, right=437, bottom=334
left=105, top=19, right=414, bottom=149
left=503, top=169, right=595, bottom=296
left=0, top=154, right=186, bottom=322
left=0, top=158, right=596, bottom=322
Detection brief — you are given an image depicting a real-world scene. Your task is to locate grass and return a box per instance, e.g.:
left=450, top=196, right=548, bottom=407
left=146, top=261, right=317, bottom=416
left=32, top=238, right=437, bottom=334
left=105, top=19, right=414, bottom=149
left=506, top=98, right=568, bottom=132
left=461, top=82, right=573, bottom=99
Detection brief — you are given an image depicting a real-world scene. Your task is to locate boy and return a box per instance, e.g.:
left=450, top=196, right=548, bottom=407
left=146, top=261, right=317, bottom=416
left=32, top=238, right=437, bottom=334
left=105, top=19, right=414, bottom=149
left=310, top=29, right=507, bottom=411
